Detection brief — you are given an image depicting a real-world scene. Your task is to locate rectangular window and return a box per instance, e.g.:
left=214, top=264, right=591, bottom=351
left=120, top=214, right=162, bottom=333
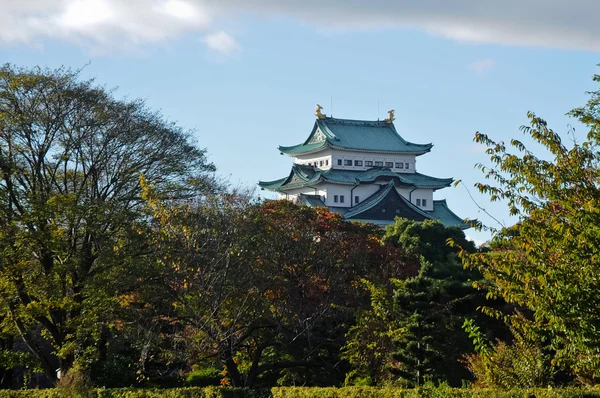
left=405, top=163, right=409, bottom=169
left=325, top=160, right=329, bottom=166
left=398, top=162, right=404, bottom=169
left=340, top=195, right=345, bottom=203
left=385, top=162, right=393, bottom=168
left=319, top=160, right=323, bottom=166
left=337, top=159, right=342, bottom=166
left=355, top=196, right=359, bottom=204
left=365, top=161, right=373, bottom=167
left=416, top=199, right=421, bottom=206
left=334, top=195, right=338, bottom=203
left=354, top=160, right=363, bottom=166
left=344, top=160, right=353, bottom=166
left=314, top=162, right=317, bottom=166
left=422, top=199, right=427, bottom=207
left=374, top=161, right=383, bottom=167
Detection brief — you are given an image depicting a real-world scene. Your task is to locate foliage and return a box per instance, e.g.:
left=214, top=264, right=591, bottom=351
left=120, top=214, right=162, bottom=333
left=0, top=64, right=216, bottom=384
left=459, top=68, right=600, bottom=380
left=462, top=319, right=553, bottom=388
left=343, top=219, right=483, bottom=387
left=186, top=367, right=222, bottom=387
left=142, top=196, right=418, bottom=388
left=55, top=368, right=94, bottom=398
left=2, top=387, right=600, bottom=398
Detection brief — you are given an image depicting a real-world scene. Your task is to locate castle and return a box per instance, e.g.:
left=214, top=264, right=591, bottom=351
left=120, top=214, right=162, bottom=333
left=259, top=106, right=468, bottom=229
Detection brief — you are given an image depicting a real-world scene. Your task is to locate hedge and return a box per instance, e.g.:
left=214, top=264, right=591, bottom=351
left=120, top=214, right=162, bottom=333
left=0, top=387, right=599, bottom=398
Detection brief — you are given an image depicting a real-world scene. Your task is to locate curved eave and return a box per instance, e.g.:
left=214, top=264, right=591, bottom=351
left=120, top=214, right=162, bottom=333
left=428, top=199, right=471, bottom=230
left=328, top=143, right=432, bottom=156
left=258, top=177, right=287, bottom=191
left=402, top=173, right=454, bottom=189
left=278, top=141, right=329, bottom=156
left=358, top=175, right=416, bottom=187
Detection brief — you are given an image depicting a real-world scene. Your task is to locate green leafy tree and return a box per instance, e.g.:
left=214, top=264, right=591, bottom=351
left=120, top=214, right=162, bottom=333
left=344, top=219, right=482, bottom=387
left=0, top=64, right=215, bottom=383
left=460, top=68, right=600, bottom=382
left=461, top=318, right=553, bottom=388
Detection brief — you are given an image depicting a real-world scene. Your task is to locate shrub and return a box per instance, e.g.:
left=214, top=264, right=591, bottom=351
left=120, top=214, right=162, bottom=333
left=185, top=367, right=222, bottom=387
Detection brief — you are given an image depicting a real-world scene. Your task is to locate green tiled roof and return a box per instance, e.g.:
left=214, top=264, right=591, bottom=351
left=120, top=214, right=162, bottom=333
left=345, top=181, right=432, bottom=220
left=279, top=117, right=433, bottom=155
left=279, top=141, right=327, bottom=155
left=258, top=166, right=453, bottom=191
left=297, top=194, right=326, bottom=207
left=428, top=199, right=470, bottom=229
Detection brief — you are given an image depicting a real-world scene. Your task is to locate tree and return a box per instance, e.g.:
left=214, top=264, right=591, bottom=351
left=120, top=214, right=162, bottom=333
left=0, top=64, right=216, bottom=383
left=143, top=197, right=418, bottom=387
left=459, top=68, right=600, bottom=381
left=343, top=219, right=482, bottom=387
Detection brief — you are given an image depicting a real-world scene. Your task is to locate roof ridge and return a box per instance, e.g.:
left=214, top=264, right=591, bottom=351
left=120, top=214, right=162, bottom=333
left=322, top=116, right=389, bottom=125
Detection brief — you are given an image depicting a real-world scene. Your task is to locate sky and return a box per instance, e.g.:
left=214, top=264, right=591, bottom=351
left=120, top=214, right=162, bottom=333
left=1, top=0, right=599, bottom=244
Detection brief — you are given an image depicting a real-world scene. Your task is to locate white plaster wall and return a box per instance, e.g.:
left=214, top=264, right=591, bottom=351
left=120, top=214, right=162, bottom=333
left=329, top=149, right=417, bottom=173
left=324, top=184, right=352, bottom=207
left=353, top=185, right=380, bottom=205
left=410, top=188, right=434, bottom=211
left=294, top=149, right=333, bottom=170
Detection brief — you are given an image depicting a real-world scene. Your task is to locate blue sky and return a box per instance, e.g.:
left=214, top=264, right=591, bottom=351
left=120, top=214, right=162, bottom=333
left=1, top=0, right=599, bottom=244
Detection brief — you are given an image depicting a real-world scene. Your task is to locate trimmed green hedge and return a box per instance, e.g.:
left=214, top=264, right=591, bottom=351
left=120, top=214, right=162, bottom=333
left=0, top=387, right=599, bottom=398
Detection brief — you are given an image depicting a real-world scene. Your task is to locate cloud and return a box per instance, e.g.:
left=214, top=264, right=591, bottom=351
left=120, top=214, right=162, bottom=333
left=465, top=234, right=487, bottom=247
left=469, top=59, right=496, bottom=76
left=203, top=31, right=240, bottom=54
left=0, top=0, right=211, bottom=53
left=0, top=1, right=599, bottom=53
left=204, top=0, right=600, bottom=52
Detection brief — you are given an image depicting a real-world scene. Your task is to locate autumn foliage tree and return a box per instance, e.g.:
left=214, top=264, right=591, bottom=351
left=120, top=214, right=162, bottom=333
left=142, top=194, right=418, bottom=387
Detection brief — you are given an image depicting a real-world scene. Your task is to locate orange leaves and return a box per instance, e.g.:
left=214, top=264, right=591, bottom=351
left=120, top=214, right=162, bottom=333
left=117, top=292, right=140, bottom=307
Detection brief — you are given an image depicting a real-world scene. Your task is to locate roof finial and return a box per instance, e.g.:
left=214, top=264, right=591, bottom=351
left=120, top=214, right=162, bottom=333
left=385, top=109, right=395, bottom=124
left=315, top=104, right=326, bottom=119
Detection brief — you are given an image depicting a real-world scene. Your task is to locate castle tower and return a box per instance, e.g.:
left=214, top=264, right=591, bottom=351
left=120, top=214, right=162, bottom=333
left=259, top=109, right=468, bottom=229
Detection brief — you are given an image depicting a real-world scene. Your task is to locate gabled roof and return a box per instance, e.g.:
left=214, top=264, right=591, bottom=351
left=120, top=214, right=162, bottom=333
left=258, top=164, right=321, bottom=190
left=279, top=117, right=433, bottom=156
left=297, top=194, right=326, bottom=207
left=428, top=199, right=470, bottom=229
left=258, top=166, right=453, bottom=191
left=345, top=181, right=432, bottom=221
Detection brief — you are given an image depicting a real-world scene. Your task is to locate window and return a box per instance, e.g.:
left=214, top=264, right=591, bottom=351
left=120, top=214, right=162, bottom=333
left=344, top=160, right=353, bottom=166
left=395, top=162, right=402, bottom=169
left=422, top=199, right=427, bottom=207
left=314, top=162, right=317, bottom=166
left=355, top=196, right=360, bottom=204
left=334, top=195, right=338, bottom=203
left=325, top=160, right=329, bottom=166
left=374, top=161, right=383, bottom=167
left=405, top=163, right=409, bottom=169
left=340, top=195, right=345, bottom=203
left=319, top=160, right=323, bottom=166
left=416, top=199, right=421, bottom=206
left=385, top=162, right=393, bottom=168
left=337, top=159, right=342, bottom=166
left=365, top=161, right=373, bottom=167
left=354, top=160, right=363, bottom=166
